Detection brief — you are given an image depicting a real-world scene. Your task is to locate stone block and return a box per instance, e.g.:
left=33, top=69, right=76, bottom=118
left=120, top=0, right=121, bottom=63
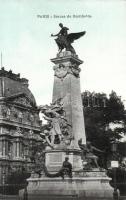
left=19, top=174, right=113, bottom=200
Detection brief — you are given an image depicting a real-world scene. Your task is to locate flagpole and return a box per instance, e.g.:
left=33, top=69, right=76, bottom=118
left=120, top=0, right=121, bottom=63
left=1, top=52, right=2, bottom=68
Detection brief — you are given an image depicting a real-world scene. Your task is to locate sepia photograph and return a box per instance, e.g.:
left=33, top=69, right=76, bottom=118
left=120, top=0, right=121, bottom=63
left=0, top=0, right=126, bottom=199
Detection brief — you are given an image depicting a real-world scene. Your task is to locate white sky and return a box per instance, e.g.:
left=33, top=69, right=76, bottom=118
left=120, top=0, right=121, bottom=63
left=0, top=0, right=126, bottom=106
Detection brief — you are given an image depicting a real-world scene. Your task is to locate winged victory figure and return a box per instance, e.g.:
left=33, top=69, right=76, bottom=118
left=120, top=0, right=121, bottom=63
left=51, top=23, right=86, bottom=54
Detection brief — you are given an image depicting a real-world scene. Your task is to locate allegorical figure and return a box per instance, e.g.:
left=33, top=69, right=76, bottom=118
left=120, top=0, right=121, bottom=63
left=51, top=23, right=86, bottom=54
left=86, top=141, right=104, bottom=168
left=78, top=139, right=104, bottom=169
left=39, top=99, right=72, bottom=148
left=44, top=111, right=62, bottom=145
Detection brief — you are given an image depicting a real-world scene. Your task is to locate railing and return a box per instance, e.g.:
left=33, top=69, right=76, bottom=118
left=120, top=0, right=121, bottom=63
left=0, top=184, right=26, bottom=200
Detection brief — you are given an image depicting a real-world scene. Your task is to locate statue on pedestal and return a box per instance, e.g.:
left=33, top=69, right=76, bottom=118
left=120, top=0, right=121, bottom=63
left=43, top=112, right=62, bottom=144
left=39, top=99, right=72, bottom=149
left=51, top=23, right=86, bottom=54
left=78, top=139, right=104, bottom=169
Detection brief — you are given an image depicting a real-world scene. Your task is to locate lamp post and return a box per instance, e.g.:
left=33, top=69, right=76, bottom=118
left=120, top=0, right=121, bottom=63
left=111, top=141, right=119, bottom=200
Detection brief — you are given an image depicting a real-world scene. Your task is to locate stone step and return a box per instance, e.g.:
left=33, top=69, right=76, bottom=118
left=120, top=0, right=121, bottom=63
left=27, top=195, right=112, bottom=200
left=0, top=195, right=20, bottom=200
left=119, top=196, right=126, bottom=200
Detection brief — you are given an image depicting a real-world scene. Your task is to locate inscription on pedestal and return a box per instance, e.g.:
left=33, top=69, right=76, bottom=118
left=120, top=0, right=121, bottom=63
left=49, top=153, right=63, bottom=165
left=46, top=152, right=65, bottom=171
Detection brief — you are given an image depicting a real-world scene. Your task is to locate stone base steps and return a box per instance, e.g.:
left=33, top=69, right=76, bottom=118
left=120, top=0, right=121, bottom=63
left=0, top=195, right=20, bottom=200
left=119, top=196, right=126, bottom=200
left=27, top=195, right=113, bottom=200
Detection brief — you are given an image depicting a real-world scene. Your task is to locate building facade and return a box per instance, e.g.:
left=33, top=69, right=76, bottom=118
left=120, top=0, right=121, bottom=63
left=0, top=67, right=41, bottom=184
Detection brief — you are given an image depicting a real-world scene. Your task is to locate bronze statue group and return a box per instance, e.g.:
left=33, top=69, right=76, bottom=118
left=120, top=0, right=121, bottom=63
left=51, top=23, right=86, bottom=54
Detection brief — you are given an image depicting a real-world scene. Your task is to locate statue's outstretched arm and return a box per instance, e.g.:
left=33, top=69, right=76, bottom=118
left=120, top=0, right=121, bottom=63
left=51, top=31, right=60, bottom=37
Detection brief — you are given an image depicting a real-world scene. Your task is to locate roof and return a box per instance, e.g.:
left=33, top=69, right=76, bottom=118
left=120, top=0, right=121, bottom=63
left=0, top=67, right=37, bottom=107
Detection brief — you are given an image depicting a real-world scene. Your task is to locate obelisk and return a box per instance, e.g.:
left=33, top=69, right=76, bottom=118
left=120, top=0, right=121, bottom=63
left=51, top=51, right=86, bottom=147
left=45, top=51, right=86, bottom=171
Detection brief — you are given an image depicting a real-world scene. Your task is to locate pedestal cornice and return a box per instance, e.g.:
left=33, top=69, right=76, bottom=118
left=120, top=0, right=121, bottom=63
left=51, top=51, right=83, bottom=66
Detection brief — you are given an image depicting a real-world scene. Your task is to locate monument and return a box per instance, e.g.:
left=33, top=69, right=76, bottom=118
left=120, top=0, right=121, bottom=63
left=21, top=24, right=113, bottom=200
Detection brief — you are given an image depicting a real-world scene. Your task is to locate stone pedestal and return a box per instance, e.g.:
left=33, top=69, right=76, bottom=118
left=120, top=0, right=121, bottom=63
left=51, top=51, right=86, bottom=147
left=20, top=171, right=113, bottom=200
left=45, top=51, right=86, bottom=171
left=0, top=195, right=20, bottom=200
left=45, top=149, right=82, bottom=171
left=120, top=196, right=126, bottom=200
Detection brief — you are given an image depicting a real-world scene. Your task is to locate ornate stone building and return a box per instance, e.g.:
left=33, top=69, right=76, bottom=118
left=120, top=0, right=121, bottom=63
left=0, top=67, right=41, bottom=184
